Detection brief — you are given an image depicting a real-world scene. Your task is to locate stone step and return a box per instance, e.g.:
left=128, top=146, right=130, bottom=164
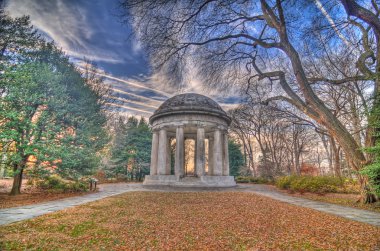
left=180, top=176, right=200, bottom=182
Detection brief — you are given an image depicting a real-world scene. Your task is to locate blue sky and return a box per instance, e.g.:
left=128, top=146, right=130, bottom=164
left=5, top=0, right=240, bottom=117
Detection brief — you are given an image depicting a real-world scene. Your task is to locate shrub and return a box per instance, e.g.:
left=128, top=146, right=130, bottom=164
left=275, top=175, right=298, bottom=189
left=275, top=175, right=345, bottom=194
left=37, top=175, right=88, bottom=193
left=94, top=170, right=107, bottom=183
left=235, top=176, right=271, bottom=184
left=360, top=163, right=380, bottom=197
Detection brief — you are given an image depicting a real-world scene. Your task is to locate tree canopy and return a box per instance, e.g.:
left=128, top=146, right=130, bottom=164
left=109, top=116, right=152, bottom=181
left=0, top=12, right=109, bottom=195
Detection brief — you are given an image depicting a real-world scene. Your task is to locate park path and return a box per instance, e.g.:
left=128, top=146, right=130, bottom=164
left=0, top=183, right=139, bottom=226
left=1, top=183, right=379, bottom=227
left=237, top=184, right=380, bottom=227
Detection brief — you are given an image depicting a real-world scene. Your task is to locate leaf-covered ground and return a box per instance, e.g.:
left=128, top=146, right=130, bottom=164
left=282, top=190, right=380, bottom=213
left=0, top=179, right=95, bottom=209
left=1, top=192, right=379, bottom=250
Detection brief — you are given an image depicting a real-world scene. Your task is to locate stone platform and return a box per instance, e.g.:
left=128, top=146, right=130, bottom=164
left=143, top=175, right=236, bottom=187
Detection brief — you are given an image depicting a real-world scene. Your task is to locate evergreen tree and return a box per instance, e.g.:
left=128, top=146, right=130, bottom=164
left=228, top=139, right=244, bottom=177
left=361, top=105, right=380, bottom=202
left=110, top=116, right=152, bottom=180
left=0, top=12, right=109, bottom=195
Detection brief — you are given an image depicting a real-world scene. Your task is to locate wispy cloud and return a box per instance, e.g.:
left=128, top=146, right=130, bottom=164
left=106, top=95, right=159, bottom=109
left=84, top=69, right=172, bottom=97
left=6, top=0, right=144, bottom=66
left=5, top=0, right=242, bottom=118
left=110, top=88, right=163, bottom=104
left=106, top=103, right=153, bottom=115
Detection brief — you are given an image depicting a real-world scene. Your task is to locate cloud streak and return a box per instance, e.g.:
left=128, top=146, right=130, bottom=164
left=6, top=0, right=147, bottom=73
left=5, top=0, right=242, bottom=118
left=106, top=103, right=153, bottom=115
left=85, top=69, right=172, bottom=97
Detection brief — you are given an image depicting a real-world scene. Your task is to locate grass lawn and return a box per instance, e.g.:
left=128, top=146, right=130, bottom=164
left=1, top=192, right=379, bottom=250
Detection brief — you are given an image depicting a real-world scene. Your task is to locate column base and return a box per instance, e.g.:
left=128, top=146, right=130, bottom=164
left=143, top=175, right=236, bottom=188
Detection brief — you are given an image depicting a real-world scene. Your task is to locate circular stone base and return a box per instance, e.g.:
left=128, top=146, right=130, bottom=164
left=143, top=175, right=236, bottom=188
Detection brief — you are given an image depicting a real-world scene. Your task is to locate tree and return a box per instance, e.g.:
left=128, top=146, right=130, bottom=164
left=228, top=139, right=244, bottom=177
left=110, top=116, right=152, bottom=180
left=121, top=0, right=379, bottom=202
left=361, top=105, right=380, bottom=202
left=230, top=103, right=322, bottom=178
left=0, top=10, right=40, bottom=60
left=0, top=13, right=109, bottom=195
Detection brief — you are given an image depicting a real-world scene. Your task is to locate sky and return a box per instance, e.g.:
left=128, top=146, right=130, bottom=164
left=5, top=0, right=240, bottom=118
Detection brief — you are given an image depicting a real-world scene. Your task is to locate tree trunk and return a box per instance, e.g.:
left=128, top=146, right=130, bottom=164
left=0, top=143, right=10, bottom=179
left=329, top=138, right=341, bottom=177
left=358, top=174, right=377, bottom=203
left=276, top=23, right=368, bottom=199
left=10, top=163, right=24, bottom=196
left=320, top=134, right=333, bottom=172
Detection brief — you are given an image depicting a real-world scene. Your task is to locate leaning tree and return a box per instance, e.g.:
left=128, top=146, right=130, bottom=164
left=121, top=0, right=380, bottom=202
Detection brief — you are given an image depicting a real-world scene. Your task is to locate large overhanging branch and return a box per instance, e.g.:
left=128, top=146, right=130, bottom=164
left=340, top=0, right=380, bottom=36
left=181, top=33, right=281, bottom=49
left=250, top=56, right=320, bottom=119
left=356, top=50, right=376, bottom=77
left=350, top=18, right=376, bottom=77
left=308, top=75, right=372, bottom=85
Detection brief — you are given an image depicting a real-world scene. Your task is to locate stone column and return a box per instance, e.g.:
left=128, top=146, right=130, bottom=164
left=196, top=127, right=205, bottom=177
left=157, top=128, right=167, bottom=175
left=213, top=129, right=223, bottom=175
left=175, top=126, right=184, bottom=177
left=150, top=130, right=159, bottom=175
left=223, top=133, right=230, bottom=176
left=208, top=137, right=214, bottom=175
left=166, top=137, right=172, bottom=174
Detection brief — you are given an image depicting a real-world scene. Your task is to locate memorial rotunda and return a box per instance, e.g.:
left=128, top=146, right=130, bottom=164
left=143, top=93, right=236, bottom=187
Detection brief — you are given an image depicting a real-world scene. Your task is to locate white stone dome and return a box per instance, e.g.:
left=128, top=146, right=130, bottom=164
left=150, top=93, right=231, bottom=125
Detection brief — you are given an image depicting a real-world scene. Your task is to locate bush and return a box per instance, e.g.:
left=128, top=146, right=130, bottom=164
left=275, top=175, right=345, bottom=194
left=360, top=163, right=380, bottom=197
left=235, top=176, right=271, bottom=184
left=37, top=175, right=88, bottom=193
left=275, top=175, right=298, bottom=189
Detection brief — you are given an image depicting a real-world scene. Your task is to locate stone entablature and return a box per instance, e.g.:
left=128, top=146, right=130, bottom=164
left=143, top=93, right=236, bottom=187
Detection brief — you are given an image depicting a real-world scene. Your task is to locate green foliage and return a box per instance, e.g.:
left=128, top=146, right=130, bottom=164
left=0, top=12, right=109, bottom=193
left=228, top=139, right=244, bottom=177
left=109, top=116, right=152, bottom=180
left=275, top=175, right=298, bottom=189
left=361, top=101, right=380, bottom=198
left=360, top=162, right=380, bottom=197
left=275, top=175, right=347, bottom=194
left=235, top=176, right=270, bottom=184
left=0, top=10, right=41, bottom=66
left=37, top=175, right=88, bottom=192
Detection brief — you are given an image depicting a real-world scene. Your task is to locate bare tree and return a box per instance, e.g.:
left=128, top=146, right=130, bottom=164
left=121, top=0, right=379, bottom=202
left=230, top=103, right=322, bottom=178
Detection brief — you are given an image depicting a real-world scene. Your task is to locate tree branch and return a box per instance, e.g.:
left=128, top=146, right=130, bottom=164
left=308, top=75, right=371, bottom=85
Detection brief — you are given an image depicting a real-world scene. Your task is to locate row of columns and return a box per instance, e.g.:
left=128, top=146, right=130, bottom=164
left=150, top=127, right=230, bottom=177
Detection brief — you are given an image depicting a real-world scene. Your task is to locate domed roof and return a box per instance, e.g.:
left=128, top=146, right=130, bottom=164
left=150, top=93, right=231, bottom=124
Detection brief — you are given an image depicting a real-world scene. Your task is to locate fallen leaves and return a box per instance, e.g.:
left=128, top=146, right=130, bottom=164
left=0, top=179, right=94, bottom=209
left=0, top=191, right=379, bottom=250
